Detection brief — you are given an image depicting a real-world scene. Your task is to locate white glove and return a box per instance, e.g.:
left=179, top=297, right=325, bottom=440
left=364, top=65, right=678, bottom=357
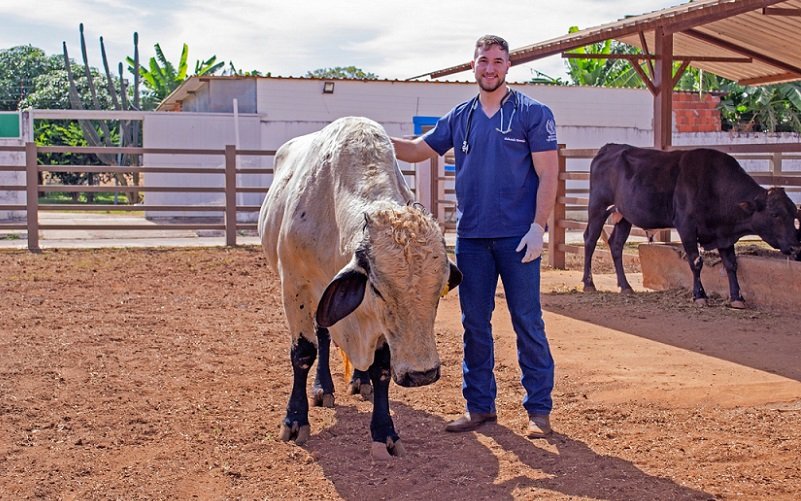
left=515, top=222, right=545, bottom=263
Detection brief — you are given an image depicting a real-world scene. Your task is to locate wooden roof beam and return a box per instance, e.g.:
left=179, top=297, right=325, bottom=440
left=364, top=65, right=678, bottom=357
left=639, top=31, right=655, bottom=77
left=739, top=72, right=801, bottom=85
left=671, top=60, right=692, bottom=88
left=762, top=7, right=801, bottom=16
left=561, top=53, right=752, bottom=63
left=630, top=62, right=657, bottom=94
left=661, top=0, right=787, bottom=33
left=683, top=28, right=801, bottom=77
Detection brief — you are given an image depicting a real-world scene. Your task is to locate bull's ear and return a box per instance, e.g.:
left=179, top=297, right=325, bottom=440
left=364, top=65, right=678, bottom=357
left=440, top=261, right=463, bottom=297
left=316, top=267, right=368, bottom=328
left=738, top=200, right=756, bottom=216
left=447, top=261, right=463, bottom=290
left=737, top=201, right=756, bottom=216
left=739, top=192, right=768, bottom=215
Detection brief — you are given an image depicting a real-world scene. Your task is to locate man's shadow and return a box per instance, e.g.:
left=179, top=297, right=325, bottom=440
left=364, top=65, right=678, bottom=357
left=304, top=401, right=712, bottom=500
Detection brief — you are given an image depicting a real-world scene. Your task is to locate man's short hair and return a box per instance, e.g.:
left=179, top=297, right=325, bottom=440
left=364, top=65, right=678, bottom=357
left=474, top=35, right=510, bottom=58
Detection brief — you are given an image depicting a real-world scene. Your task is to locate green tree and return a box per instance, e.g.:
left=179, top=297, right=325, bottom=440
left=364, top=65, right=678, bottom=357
left=304, top=66, right=378, bottom=79
left=0, top=45, right=62, bottom=110
left=19, top=65, right=115, bottom=110
left=20, top=62, right=120, bottom=196
left=126, top=43, right=224, bottom=108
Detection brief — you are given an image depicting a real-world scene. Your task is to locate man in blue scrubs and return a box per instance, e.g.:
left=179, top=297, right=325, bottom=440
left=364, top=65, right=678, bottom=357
left=391, top=35, right=559, bottom=438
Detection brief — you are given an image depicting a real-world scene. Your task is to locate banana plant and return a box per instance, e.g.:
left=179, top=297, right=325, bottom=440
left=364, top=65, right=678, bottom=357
left=563, top=26, right=643, bottom=88
left=195, top=55, right=225, bottom=76
left=720, top=82, right=801, bottom=132
left=126, top=43, right=224, bottom=105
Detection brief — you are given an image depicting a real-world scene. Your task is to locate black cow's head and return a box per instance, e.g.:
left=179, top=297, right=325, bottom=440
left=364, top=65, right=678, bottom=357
left=740, top=188, right=801, bottom=259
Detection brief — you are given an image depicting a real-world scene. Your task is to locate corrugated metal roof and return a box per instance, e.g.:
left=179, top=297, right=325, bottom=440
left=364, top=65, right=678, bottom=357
left=423, top=0, right=801, bottom=86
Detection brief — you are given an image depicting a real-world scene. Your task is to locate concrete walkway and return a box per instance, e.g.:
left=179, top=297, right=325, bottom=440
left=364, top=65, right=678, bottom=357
left=0, top=212, right=261, bottom=250
left=0, top=212, right=666, bottom=250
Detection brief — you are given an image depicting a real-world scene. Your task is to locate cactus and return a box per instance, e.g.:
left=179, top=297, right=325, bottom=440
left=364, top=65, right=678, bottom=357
left=61, top=23, right=141, bottom=203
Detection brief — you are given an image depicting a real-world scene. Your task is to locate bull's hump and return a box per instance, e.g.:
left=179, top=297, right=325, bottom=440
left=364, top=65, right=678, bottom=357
left=315, top=119, right=408, bottom=203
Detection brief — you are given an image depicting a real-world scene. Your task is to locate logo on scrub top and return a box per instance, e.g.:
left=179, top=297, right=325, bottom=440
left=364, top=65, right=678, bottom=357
left=546, top=119, right=557, bottom=142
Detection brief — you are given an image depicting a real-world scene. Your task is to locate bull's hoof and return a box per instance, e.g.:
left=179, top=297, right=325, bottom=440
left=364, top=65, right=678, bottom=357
left=729, top=299, right=747, bottom=309
left=312, top=388, right=335, bottom=408
left=349, top=379, right=374, bottom=402
left=619, top=287, right=635, bottom=295
left=694, top=298, right=708, bottom=307
left=370, top=438, right=405, bottom=461
left=583, top=283, right=596, bottom=293
left=279, top=421, right=311, bottom=445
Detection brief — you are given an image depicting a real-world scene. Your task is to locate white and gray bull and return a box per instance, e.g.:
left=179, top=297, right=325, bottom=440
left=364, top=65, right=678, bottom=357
left=258, top=117, right=461, bottom=460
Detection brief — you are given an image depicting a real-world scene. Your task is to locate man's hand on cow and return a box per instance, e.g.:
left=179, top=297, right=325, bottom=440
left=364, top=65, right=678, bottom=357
left=516, top=222, right=545, bottom=263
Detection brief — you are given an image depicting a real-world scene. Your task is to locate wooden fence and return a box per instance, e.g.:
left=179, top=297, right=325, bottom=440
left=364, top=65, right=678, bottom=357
left=0, top=143, right=276, bottom=251
left=0, top=143, right=422, bottom=251
left=2, top=141, right=800, bottom=260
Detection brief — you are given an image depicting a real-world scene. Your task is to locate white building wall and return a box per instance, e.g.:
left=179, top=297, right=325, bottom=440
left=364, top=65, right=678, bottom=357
left=675, top=130, right=801, bottom=175
left=253, top=79, right=655, bottom=209
left=140, top=77, right=801, bottom=217
left=255, top=78, right=653, bottom=140
left=142, top=112, right=268, bottom=220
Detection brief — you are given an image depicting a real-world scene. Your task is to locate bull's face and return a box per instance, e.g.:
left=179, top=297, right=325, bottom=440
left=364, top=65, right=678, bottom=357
left=741, top=188, right=801, bottom=259
left=315, top=206, right=462, bottom=387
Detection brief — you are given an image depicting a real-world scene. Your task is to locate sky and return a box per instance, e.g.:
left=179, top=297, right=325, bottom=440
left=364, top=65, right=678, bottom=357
left=0, top=0, right=684, bottom=83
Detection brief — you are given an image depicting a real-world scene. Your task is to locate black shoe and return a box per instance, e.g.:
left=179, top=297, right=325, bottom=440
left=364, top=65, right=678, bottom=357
left=444, top=412, right=497, bottom=432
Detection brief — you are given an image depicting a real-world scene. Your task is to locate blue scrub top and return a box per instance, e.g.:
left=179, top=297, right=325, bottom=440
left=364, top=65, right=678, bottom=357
left=424, top=90, right=558, bottom=238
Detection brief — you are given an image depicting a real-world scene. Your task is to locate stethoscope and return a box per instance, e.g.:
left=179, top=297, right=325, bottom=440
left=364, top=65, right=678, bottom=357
left=461, top=89, right=519, bottom=155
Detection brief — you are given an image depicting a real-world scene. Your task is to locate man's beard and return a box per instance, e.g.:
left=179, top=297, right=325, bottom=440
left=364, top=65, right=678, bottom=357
left=477, top=74, right=505, bottom=92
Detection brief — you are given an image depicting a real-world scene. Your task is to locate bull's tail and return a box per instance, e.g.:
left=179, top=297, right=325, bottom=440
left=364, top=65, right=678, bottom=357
left=338, top=347, right=354, bottom=384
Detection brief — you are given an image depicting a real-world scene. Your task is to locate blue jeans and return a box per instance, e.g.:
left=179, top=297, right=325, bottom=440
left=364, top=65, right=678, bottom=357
left=455, top=236, right=554, bottom=416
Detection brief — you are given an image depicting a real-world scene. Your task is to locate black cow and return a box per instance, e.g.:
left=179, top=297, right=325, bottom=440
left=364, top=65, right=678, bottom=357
left=582, top=143, right=801, bottom=308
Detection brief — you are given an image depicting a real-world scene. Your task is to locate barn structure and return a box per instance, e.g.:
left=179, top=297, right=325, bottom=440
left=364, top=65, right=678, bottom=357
left=418, top=0, right=801, bottom=149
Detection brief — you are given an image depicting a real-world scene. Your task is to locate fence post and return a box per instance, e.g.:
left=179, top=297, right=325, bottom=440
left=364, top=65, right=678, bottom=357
left=224, top=145, right=237, bottom=247
left=548, top=145, right=566, bottom=269
left=771, top=151, right=783, bottom=175
left=25, top=142, right=39, bottom=252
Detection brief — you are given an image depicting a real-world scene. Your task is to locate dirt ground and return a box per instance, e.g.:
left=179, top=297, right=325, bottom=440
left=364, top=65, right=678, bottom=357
left=1, top=246, right=799, bottom=500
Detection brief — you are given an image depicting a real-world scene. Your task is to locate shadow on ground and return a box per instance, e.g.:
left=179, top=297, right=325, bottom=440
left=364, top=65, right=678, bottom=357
left=306, top=401, right=711, bottom=500
left=543, top=287, right=801, bottom=382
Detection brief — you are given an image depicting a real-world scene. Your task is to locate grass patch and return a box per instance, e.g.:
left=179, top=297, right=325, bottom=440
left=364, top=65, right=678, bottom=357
left=39, top=192, right=134, bottom=205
